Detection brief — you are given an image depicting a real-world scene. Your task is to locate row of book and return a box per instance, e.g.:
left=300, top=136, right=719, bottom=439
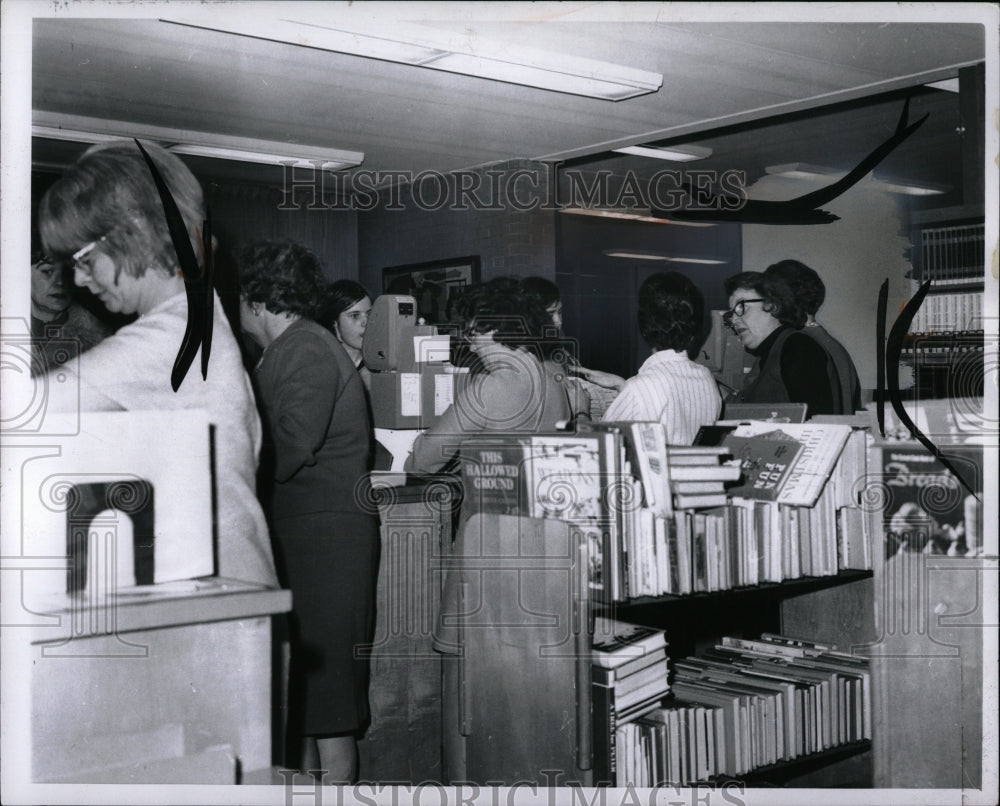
left=597, top=632, right=871, bottom=786
left=917, top=222, right=985, bottom=284
left=610, top=423, right=873, bottom=599
left=908, top=291, right=983, bottom=334
left=459, top=420, right=873, bottom=602
left=620, top=497, right=872, bottom=600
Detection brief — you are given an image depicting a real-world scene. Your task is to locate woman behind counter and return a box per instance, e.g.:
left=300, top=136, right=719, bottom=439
left=236, top=241, right=378, bottom=783
left=36, top=139, right=277, bottom=588
left=404, top=276, right=573, bottom=474
left=723, top=271, right=836, bottom=417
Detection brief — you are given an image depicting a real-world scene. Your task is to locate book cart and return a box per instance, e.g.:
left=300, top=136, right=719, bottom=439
left=438, top=417, right=985, bottom=790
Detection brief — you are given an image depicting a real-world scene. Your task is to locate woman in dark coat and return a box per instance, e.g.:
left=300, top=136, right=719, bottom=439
left=236, top=240, right=378, bottom=782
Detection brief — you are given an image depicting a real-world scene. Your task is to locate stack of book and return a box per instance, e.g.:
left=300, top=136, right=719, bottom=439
left=666, top=446, right=742, bottom=510
left=606, top=633, right=871, bottom=786
left=592, top=618, right=671, bottom=786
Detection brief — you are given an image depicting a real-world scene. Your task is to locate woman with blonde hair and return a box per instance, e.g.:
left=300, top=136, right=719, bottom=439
left=37, top=138, right=277, bottom=587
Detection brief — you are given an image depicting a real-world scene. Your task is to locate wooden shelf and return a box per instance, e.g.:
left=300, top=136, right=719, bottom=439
left=601, top=570, right=873, bottom=611
left=25, top=577, right=292, bottom=644
left=702, top=740, right=871, bottom=787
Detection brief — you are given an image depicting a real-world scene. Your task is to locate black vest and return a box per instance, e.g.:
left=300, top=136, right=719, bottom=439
left=738, top=327, right=796, bottom=404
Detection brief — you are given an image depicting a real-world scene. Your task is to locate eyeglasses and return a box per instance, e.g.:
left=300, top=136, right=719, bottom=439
left=71, top=236, right=106, bottom=280
left=723, top=298, right=766, bottom=326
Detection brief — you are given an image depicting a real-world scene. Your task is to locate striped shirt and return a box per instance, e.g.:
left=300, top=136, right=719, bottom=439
left=602, top=349, right=722, bottom=445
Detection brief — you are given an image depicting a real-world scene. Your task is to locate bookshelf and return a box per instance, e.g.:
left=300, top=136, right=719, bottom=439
left=442, top=422, right=880, bottom=788
left=904, top=205, right=985, bottom=401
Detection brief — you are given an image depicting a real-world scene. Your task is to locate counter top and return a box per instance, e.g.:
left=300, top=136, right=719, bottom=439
left=370, top=471, right=463, bottom=505
left=23, top=577, right=292, bottom=644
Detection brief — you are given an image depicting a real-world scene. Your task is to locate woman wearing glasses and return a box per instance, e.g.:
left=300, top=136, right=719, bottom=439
left=722, top=271, right=835, bottom=417
left=36, top=139, right=278, bottom=588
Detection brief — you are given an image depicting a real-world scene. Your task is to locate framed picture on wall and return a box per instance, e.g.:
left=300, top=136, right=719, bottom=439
left=382, top=255, right=481, bottom=326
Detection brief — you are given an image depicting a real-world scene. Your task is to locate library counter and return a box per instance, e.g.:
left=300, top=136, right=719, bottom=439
left=16, top=578, right=291, bottom=785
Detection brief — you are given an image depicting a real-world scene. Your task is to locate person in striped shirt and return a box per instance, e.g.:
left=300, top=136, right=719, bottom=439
left=603, top=272, right=722, bottom=444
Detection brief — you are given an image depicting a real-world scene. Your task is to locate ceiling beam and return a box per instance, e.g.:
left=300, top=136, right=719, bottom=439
left=535, top=61, right=982, bottom=163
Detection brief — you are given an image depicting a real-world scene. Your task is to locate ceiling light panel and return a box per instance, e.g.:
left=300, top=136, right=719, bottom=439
left=163, top=17, right=663, bottom=101
left=33, top=111, right=364, bottom=170
left=766, top=162, right=947, bottom=195
left=613, top=144, right=713, bottom=161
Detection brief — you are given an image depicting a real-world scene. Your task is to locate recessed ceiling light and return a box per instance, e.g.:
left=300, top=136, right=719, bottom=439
left=559, top=207, right=716, bottom=228
left=613, top=144, right=713, bottom=162
left=924, top=78, right=960, bottom=93
left=603, top=249, right=727, bottom=264
left=765, top=162, right=948, bottom=196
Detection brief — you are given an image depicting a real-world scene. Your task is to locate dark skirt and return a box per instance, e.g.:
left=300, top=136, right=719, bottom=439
left=271, top=511, right=380, bottom=739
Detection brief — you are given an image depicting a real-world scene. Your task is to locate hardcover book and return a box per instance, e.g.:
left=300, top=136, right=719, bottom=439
left=723, top=429, right=804, bottom=501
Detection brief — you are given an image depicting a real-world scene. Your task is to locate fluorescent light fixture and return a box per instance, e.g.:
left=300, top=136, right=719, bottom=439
left=32, top=111, right=365, bottom=170
left=765, top=162, right=844, bottom=181
left=603, top=249, right=727, bottom=264
left=870, top=174, right=950, bottom=196
left=604, top=250, right=671, bottom=261
left=613, top=144, right=713, bottom=162
left=925, top=78, right=960, bottom=93
left=164, top=18, right=663, bottom=102
left=765, top=162, right=948, bottom=196
left=559, top=207, right=716, bottom=228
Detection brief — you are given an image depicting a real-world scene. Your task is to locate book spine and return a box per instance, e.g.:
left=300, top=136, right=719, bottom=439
left=592, top=681, right=618, bottom=785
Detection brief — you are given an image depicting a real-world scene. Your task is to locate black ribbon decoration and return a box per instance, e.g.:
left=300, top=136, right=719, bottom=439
left=134, top=139, right=214, bottom=391
left=880, top=279, right=979, bottom=500
left=876, top=279, right=888, bottom=438
left=658, top=98, right=929, bottom=225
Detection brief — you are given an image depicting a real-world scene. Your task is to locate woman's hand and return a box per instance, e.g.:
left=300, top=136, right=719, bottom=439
left=575, top=366, right=625, bottom=391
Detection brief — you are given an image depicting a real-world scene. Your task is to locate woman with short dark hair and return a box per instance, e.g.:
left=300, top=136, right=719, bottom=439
left=723, top=271, right=835, bottom=416
left=318, top=279, right=372, bottom=375
left=603, top=272, right=721, bottom=443
left=236, top=240, right=378, bottom=783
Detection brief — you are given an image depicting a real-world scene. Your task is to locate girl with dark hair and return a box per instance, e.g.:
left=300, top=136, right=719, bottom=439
left=723, top=271, right=835, bottom=416
left=236, top=240, right=378, bottom=783
left=319, top=279, right=372, bottom=374
left=603, top=272, right=721, bottom=443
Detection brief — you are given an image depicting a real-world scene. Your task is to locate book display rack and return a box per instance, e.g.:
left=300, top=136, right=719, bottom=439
left=445, top=419, right=886, bottom=788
